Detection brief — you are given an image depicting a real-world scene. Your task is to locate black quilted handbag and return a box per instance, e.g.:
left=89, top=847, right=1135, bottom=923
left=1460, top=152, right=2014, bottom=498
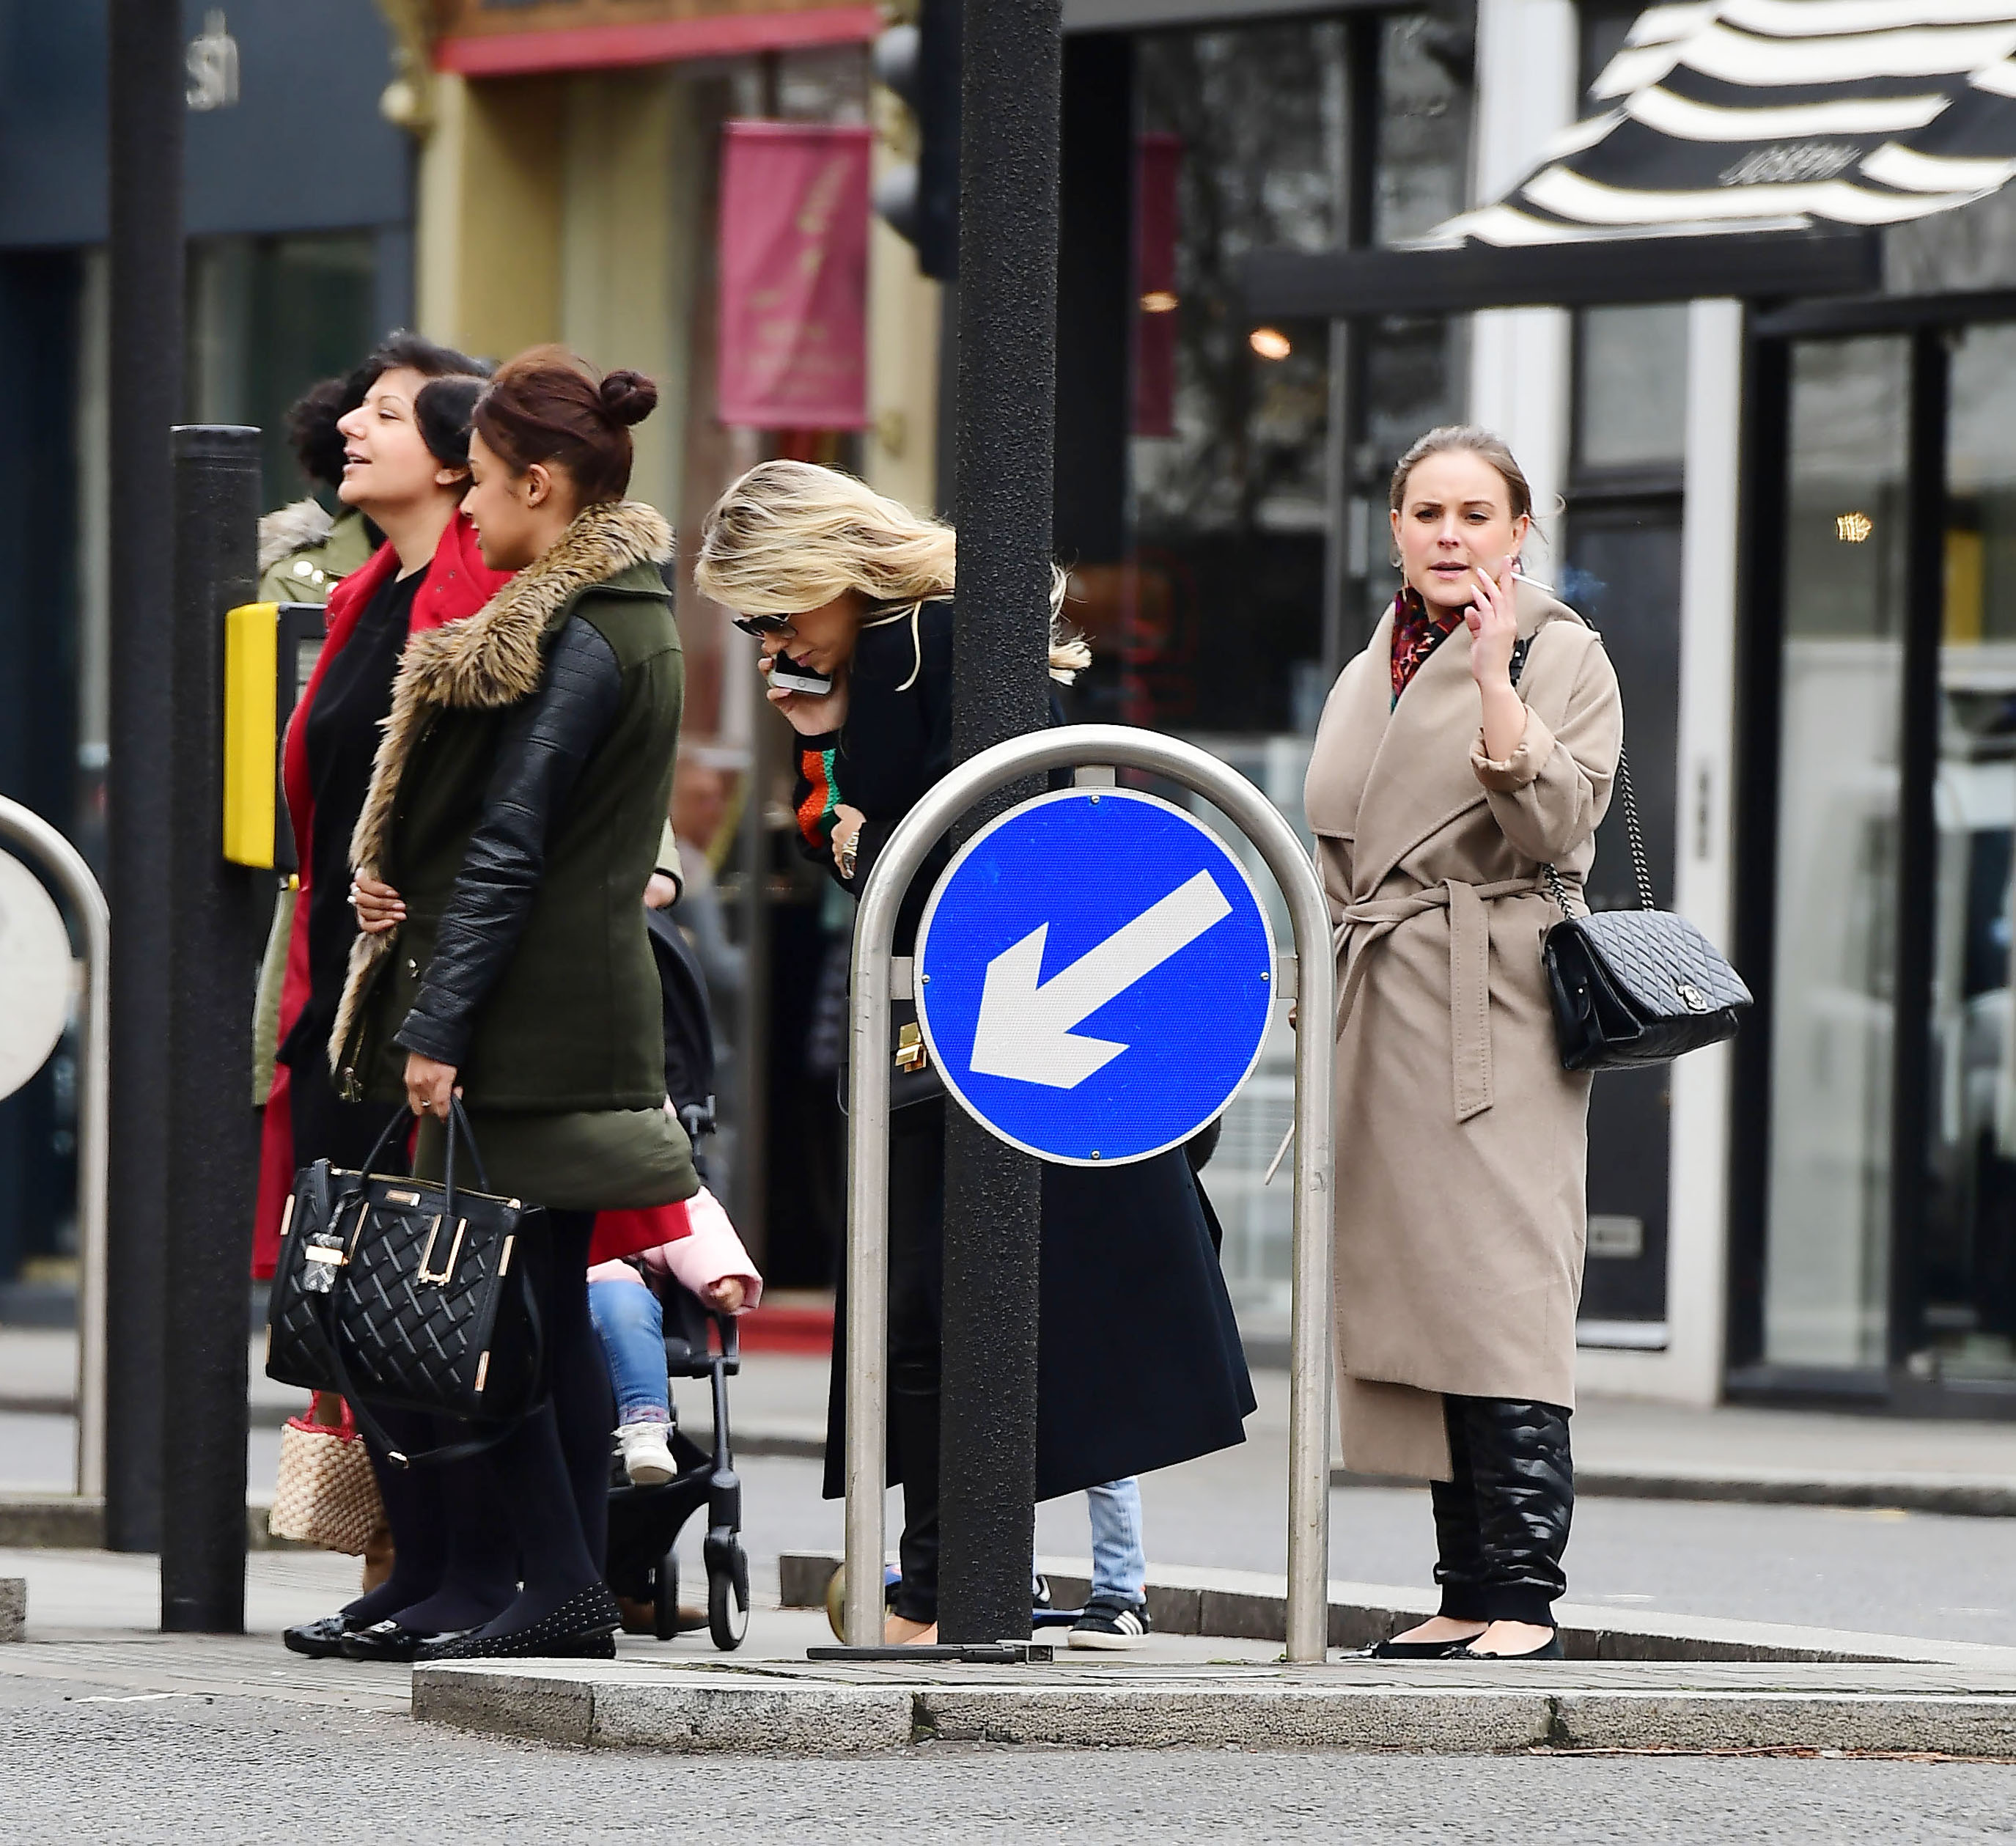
left=265, top=1101, right=549, bottom=1466
left=1538, top=749, right=1751, bottom=1071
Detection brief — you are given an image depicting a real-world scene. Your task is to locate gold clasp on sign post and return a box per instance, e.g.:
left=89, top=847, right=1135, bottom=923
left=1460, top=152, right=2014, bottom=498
left=895, top=1021, right=928, bottom=1074
left=415, top=1216, right=468, bottom=1287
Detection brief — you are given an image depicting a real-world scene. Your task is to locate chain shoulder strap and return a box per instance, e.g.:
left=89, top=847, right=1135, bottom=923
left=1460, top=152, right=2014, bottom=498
left=1509, top=622, right=1651, bottom=913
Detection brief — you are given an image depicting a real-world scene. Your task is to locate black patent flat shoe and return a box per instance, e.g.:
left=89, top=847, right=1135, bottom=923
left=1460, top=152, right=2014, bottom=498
left=339, top=1619, right=469, bottom=1663
left=415, top=1586, right=622, bottom=1662
left=283, top=1612, right=365, bottom=1659
left=1361, top=1630, right=1487, bottom=1660
left=1454, top=1633, right=1564, bottom=1661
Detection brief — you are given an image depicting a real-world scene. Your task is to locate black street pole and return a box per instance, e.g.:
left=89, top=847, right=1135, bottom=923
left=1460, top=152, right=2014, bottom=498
left=105, top=0, right=185, bottom=1553
left=161, top=426, right=260, bottom=1632
left=938, top=0, right=1064, bottom=1647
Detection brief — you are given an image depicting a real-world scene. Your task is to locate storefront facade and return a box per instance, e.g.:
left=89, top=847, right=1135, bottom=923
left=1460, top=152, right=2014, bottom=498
left=0, top=0, right=413, bottom=1302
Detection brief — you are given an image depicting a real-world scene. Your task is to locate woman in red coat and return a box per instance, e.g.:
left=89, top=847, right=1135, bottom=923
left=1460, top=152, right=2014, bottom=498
left=263, top=334, right=520, bottom=1661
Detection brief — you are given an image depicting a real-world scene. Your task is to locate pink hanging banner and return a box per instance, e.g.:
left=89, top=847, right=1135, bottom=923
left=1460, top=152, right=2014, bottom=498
left=717, top=121, right=872, bottom=430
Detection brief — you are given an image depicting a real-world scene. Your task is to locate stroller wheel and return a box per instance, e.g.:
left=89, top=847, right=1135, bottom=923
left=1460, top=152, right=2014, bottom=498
left=708, top=1540, right=750, bottom=1652
left=652, top=1548, right=680, bottom=1642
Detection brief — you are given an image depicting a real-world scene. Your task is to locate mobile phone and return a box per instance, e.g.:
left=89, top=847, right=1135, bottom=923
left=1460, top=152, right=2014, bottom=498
left=769, top=655, right=834, bottom=696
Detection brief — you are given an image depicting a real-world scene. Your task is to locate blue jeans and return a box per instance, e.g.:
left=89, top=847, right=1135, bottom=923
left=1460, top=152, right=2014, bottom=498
left=588, top=1277, right=670, bottom=1424
left=1086, top=1477, right=1145, bottom=1604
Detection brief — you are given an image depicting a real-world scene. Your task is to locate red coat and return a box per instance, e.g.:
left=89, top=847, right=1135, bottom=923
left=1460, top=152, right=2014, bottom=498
left=250, top=512, right=681, bottom=1278
left=251, top=515, right=512, bottom=1276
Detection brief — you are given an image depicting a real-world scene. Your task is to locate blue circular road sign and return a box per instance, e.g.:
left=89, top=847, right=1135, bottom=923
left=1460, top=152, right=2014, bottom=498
left=913, top=787, right=1275, bottom=1166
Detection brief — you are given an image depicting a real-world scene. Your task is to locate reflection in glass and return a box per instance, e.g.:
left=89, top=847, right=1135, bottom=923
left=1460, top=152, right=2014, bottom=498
left=1577, top=304, right=1689, bottom=472
left=1922, top=323, right=2016, bottom=1383
left=1106, top=21, right=1346, bottom=739
left=1764, top=336, right=1910, bottom=1368
left=185, top=232, right=378, bottom=509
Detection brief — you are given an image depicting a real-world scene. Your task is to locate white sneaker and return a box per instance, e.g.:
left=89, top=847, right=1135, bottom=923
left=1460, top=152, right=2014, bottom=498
left=617, top=1420, right=676, bottom=1485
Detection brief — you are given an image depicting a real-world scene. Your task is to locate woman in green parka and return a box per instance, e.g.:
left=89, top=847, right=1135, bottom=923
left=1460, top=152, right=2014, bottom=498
left=341, top=347, right=696, bottom=1661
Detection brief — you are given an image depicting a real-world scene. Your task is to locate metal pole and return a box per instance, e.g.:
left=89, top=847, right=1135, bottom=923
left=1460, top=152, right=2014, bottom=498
left=941, top=0, right=1064, bottom=1652
left=841, top=724, right=1336, bottom=1661
left=105, top=0, right=186, bottom=1555
left=160, top=425, right=259, bottom=1633
left=0, top=801, right=110, bottom=1502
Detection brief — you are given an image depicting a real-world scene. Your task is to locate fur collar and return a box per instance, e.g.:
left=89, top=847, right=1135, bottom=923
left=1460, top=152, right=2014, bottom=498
left=257, top=499, right=334, bottom=573
left=329, top=499, right=672, bottom=1080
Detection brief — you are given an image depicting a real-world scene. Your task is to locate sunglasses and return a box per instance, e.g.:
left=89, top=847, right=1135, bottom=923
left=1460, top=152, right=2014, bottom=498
left=732, top=614, right=797, bottom=639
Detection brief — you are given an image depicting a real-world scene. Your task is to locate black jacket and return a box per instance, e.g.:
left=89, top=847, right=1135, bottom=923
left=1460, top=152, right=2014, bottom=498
left=801, top=598, right=1256, bottom=1501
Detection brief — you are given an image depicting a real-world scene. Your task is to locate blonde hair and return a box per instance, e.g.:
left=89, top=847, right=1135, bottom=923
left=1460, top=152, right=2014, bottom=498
left=695, top=459, right=1090, bottom=683
left=1389, top=424, right=1534, bottom=522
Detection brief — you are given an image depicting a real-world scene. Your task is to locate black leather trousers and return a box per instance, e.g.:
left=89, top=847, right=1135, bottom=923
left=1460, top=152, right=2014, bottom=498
left=1430, top=1395, right=1573, bottom=1626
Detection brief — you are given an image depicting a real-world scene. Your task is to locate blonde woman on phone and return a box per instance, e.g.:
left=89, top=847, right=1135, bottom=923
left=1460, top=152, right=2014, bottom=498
left=697, top=460, right=1254, bottom=1647
left=1303, top=427, right=1622, bottom=1661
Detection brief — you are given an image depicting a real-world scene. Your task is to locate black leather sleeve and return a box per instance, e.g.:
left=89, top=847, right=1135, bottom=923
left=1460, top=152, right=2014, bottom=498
left=394, top=615, right=622, bottom=1067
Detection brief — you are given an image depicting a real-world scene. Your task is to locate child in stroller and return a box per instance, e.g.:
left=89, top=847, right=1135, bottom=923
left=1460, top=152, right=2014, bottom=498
left=588, top=848, right=762, bottom=1648
left=589, top=1188, right=762, bottom=1485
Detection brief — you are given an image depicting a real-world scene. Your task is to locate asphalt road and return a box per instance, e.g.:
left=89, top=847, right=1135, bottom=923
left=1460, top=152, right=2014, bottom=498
left=1, top=1661, right=2014, bottom=1846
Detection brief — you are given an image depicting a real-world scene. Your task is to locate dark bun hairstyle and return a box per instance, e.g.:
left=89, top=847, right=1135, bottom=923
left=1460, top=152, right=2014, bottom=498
left=598, top=369, right=658, bottom=427
left=413, top=375, right=488, bottom=474
left=474, top=345, right=658, bottom=505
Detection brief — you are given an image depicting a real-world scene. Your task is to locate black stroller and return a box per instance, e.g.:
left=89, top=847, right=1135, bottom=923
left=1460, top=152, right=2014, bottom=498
left=603, top=1283, right=751, bottom=1650
left=600, top=897, right=751, bottom=1651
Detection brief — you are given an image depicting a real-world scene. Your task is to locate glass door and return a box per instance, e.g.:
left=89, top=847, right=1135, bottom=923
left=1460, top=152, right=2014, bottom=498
left=1918, top=323, right=2016, bottom=1385
left=1760, top=335, right=1913, bottom=1369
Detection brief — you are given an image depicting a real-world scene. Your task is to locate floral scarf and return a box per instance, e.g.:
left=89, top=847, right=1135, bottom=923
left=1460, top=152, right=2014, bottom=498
left=1388, top=585, right=1462, bottom=708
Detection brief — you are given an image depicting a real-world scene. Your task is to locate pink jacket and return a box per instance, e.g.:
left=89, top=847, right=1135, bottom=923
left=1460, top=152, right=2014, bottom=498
left=586, top=1185, right=763, bottom=1311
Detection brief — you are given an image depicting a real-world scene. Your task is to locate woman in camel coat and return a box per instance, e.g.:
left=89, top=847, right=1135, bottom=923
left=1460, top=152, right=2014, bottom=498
left=1304, top=425, right=1622, bottom=1661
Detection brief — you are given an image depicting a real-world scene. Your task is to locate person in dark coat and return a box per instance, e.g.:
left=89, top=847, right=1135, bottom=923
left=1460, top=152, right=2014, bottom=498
left=270, top=337, right=522, bottom=1663
left=696, top=459, right=1254, bottom=1643
left=344, top=347, right=695, bottom=1662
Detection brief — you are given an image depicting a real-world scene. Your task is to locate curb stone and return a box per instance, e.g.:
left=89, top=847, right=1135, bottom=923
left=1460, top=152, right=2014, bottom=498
left=779, top=1551, right=2016, bottom=1668
left=0, top=1579, right=22, bottom=1641
left=411, top=1662, right=2016, bottom=1757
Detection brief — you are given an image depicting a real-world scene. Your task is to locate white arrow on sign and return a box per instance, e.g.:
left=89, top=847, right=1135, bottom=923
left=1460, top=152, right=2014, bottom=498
left=967, top=869, right=1233, bottom=1089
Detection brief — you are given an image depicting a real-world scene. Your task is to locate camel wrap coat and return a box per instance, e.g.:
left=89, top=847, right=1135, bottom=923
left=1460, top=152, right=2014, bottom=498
left=1304, top=579, right=1622, bottom=1480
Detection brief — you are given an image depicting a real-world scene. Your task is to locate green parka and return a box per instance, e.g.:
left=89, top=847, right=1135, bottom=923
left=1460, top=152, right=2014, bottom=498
left=331, top=500, right=684, bottom=1124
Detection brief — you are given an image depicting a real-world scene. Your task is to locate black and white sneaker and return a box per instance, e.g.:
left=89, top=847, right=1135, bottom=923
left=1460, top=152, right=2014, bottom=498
left=1068, top=1595, right=1152, bottom=1650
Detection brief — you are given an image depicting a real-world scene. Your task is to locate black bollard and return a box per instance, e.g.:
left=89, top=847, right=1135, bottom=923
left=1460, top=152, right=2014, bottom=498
left=104, top=0, right=187, bottom=1556
left=938, top=0, right=1064, bottom=1648
left=160, top=426, right=260, bottom=1633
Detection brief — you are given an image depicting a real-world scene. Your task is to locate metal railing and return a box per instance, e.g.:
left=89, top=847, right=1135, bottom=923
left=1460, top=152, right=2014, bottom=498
left=0, top=797, right=110, bottom=1499
left=843, top=724, right=1336, bottom=1663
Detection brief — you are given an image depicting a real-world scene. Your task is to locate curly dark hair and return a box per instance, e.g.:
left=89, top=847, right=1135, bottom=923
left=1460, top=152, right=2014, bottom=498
left=282, top=375, right=358, bottom=495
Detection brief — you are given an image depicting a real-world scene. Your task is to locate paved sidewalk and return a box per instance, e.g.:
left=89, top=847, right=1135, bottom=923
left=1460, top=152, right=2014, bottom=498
left=13, top=1333, right=2016, bottom=1511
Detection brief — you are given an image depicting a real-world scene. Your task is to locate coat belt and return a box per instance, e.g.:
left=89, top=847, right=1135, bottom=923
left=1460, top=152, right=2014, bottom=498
left=1333, top=876, right=1548, bottom=1123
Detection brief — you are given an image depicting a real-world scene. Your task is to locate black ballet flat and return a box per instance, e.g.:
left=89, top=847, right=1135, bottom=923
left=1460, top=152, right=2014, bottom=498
left=339, top=1619, right=469, bottom=1663
left=415, top=1585, right=622, bottom=1663
left=1454, top=1633, right=1564, bottom=1661
left=1361, top=1630, right=1487, bottom=1660
left=283, top=1612, right=367, bottom=1659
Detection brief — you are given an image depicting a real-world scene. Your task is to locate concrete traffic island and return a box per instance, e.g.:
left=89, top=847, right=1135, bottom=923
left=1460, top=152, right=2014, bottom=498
left=413, top=1654, right=2016, bottom=1757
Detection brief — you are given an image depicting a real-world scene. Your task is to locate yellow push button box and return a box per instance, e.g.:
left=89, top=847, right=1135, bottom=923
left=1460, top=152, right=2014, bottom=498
left=223, top=601, right=328, bottom=869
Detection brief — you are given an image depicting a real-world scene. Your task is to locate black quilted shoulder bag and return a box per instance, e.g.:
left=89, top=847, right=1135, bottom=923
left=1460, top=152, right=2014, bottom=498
left=265, top=1100, right=549, bottom=1466
left=1509, top=633, right=1753, bottom=1072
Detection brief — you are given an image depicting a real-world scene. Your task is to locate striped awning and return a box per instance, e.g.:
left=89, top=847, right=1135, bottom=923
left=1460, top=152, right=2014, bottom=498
left=1439, top=0, right=2016, bottom=247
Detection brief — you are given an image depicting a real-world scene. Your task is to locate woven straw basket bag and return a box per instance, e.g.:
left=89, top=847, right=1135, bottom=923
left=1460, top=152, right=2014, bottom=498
left=269, top=1395, right=384, bottom=1556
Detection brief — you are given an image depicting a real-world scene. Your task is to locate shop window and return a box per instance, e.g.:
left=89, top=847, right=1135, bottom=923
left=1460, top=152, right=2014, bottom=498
left=1575, top=303, right=1688, bottom=474
left=1102, top=19, right=1347, bottom=743
left=186, top=232, right=378, bottom=515
left=1763, top=334, right=1912, bottom=1369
